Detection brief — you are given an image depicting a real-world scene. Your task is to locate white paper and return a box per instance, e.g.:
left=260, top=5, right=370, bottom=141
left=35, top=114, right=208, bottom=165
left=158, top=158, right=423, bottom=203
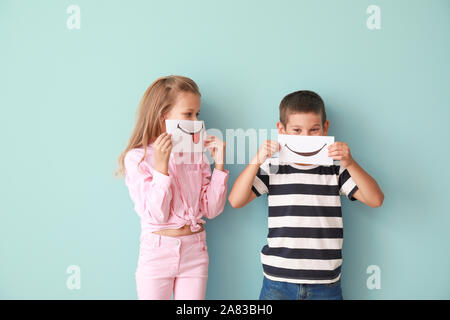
left=165, top=120, right=206, bottom=153
left=278, top=134, right=335, bottom=166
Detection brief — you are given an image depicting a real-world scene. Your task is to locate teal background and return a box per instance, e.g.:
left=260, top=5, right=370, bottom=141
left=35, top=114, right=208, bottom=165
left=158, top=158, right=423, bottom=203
left=1, top=0, right=449, bottom=299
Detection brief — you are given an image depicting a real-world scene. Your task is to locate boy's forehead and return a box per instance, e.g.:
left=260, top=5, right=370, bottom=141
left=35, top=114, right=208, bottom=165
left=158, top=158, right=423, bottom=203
left=286, top=112, right=322, bottom=126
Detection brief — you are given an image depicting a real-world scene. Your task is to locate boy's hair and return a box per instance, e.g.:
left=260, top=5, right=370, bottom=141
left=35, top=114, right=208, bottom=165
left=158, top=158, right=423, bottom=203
left=279, top=90, right=326, bottom=125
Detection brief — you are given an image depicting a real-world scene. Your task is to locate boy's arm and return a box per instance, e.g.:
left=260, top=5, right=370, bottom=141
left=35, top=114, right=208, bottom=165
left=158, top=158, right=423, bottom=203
left=228, top=164, right=258, bottom=208
left=329, top=142, right=384, bottom=208
left=228, top=140, right=280, bottom=208
left=345, top=161, right=384, bottom=208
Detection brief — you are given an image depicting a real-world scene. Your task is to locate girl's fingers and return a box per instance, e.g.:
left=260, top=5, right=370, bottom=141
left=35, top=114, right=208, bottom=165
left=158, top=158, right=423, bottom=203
left=204, top=138, right=213, bottom=145
left=160, top=133, right=172, bottom=145
left=205, top=135, right=219, bottom=143
left=156, top=133, right=170, bottom=146
left=160, top=137, right=172, bottom=151
left=154, top=133, right=166, bottom=145
left=163, top=143, right=172, bottom=153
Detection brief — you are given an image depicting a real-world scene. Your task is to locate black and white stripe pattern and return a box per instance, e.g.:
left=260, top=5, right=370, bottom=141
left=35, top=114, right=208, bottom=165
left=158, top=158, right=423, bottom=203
left=252, top=159, right=358, bottom=284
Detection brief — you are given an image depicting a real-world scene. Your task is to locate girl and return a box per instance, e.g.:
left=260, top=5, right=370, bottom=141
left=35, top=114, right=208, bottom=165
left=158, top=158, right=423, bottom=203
left=116, top=75, right=228, bottom=300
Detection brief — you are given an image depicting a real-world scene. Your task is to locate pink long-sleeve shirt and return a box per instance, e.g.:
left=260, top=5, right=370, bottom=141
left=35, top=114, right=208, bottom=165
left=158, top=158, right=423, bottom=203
left=124, top=145, right=229, bottom=237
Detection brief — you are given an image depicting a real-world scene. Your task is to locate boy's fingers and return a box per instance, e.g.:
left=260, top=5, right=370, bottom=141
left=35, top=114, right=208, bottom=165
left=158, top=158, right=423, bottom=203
left=328, top=151, right=343, bottom=157
left=328, top=145, right=342, bottom=152
left=267, top=141, right=279, bottom=152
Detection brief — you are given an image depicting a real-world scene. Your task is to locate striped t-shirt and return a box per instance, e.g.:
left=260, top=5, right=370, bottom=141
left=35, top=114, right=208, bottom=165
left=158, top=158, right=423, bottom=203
left=251, top=158, right=358, bottom=284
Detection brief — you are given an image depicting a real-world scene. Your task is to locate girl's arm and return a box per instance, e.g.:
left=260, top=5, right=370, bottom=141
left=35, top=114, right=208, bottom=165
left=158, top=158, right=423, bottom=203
left=124, top=153, right=173, bottom=223
left=124, top=133, right=174, bottom=223
left=199, top=161, right=229, bottom=219
left=199, top=135, right=229, bottom=219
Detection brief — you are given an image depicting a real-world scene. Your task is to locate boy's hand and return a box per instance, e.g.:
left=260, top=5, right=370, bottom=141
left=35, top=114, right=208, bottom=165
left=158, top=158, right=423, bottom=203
left=153, top=132, right=172, bottom=175
left=251, top=140, right=280, bottom=166
left=205, top=135, right=226, bottom=171
left=328, top=142, right=354, bottom=168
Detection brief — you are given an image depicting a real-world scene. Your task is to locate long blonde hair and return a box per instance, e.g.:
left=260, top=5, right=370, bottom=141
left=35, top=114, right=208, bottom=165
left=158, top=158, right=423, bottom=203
left=114, top=75, right=201, bottom=178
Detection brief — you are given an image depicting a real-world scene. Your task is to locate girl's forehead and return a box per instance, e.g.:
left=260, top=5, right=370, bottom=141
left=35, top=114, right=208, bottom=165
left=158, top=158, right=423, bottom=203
left=173, top=104, right=201, bottom=112
left=173, top=92, right=201, bottom=108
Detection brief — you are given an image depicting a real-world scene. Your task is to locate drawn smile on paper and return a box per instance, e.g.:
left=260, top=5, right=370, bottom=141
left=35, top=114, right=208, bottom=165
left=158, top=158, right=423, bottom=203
left=177, top=123, right=204, bottom=144
left=284, top=143, right=327, bottom=157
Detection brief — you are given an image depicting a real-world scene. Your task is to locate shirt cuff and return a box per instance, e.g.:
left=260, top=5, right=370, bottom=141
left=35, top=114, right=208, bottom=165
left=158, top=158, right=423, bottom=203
left=152, top=169, right=172, bottom=189
left=211, top=168, right=229, bottom=185
left=348, top=185, right=359, bottom=201
left=251, top=185, right=262, bottom=197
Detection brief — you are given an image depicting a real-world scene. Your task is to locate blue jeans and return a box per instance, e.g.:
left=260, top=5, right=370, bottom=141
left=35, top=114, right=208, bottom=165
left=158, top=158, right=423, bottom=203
left=259, top=276, right=343, bottom=300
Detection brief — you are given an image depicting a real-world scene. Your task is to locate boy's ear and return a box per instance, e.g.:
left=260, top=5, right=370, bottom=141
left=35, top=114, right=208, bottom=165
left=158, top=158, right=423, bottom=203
left=277, top=122, right=286, bottom=134
left=323, top=120, right=330, bottom=135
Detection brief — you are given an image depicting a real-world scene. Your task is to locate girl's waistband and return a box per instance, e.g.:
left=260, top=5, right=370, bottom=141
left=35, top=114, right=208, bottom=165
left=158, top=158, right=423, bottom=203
left=142, top=230, right=206, bottom=247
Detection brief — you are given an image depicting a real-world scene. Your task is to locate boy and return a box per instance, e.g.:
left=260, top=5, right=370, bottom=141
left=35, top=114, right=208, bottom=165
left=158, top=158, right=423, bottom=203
left=228, top=90, right=384, bottom=300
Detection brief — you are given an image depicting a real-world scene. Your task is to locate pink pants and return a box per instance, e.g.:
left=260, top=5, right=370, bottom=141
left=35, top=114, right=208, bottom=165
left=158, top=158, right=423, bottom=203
left=135, top=230, right=209, bottom=300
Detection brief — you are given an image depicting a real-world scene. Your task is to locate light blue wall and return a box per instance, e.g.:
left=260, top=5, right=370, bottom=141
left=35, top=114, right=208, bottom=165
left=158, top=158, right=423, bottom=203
left=1, top=0, right=449, bottom=299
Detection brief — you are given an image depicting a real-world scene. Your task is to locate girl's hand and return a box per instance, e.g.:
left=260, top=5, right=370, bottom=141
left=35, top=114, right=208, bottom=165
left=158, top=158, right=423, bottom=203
left=328, top=142, right=354, bottom=168
left=205, top=135, right=226, bottom=171
left=251, top=140, right=280, bottom=166
left=153, top=132, right=172, bottom=175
